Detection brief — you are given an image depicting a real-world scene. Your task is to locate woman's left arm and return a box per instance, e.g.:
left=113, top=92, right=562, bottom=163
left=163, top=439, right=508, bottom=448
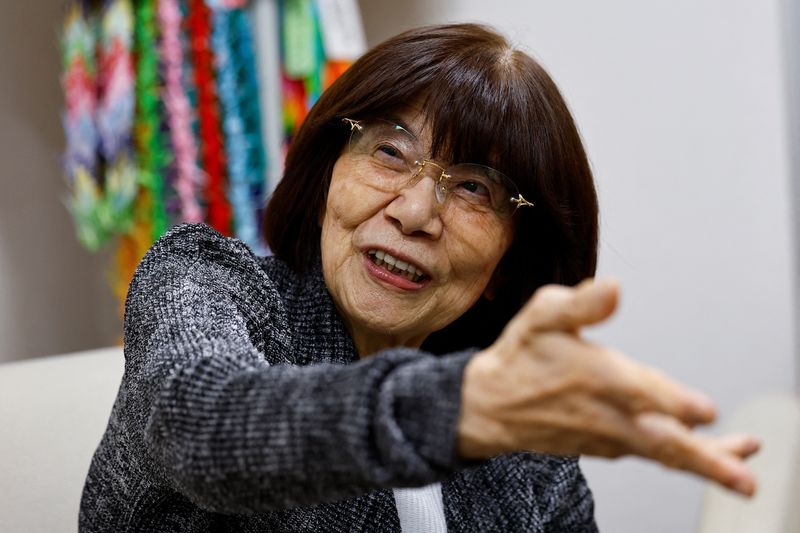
left=114, top=224, right=479, bottom=513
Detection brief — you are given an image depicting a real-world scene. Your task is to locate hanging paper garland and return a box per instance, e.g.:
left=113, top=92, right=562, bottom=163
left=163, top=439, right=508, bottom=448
left=62, top=0, right=141, bottom=252
left=112, top=0, right=172, bottom=305
left=132, top=0, right=169, bottom=241
left=96, top=0, right=137, bottom=238
left=113, top=0, right=169, bottom=302
left=97, top=0, right=135, bottom=163
left=158, top=0, right=205, bottom=224
left=231, top=8, right=268, bottom=239
left=62, top=4, right=97, bottom=181
left=99, top=0, right=139, bottom=305
left=62, top=2, right=101, bottom=250
left=187, top=0, right=232, bottom=236
left=208, top=1, right=267, bottom=252
left=210, top=5, right=259, bottom=249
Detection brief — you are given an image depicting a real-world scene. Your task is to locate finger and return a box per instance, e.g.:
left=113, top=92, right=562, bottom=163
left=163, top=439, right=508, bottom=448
left=523, top=278, right=620, bottom=333
left=633, top=412, right=758, bottom=497
left=711, top=433, right=761, bottom=460
left=598, top=351, right=717, bottom=426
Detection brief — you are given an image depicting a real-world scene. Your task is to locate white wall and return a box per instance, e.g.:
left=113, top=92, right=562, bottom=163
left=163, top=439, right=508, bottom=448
left=783, top=0, right=800, bottom=393
left=359, top=1, right=795, bottom=531
left=0, top=0, right=120, bottom=363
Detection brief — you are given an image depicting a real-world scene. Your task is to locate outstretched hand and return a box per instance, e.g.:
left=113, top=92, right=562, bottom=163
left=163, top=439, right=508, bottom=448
left=458, top=278, right=760, bottom=496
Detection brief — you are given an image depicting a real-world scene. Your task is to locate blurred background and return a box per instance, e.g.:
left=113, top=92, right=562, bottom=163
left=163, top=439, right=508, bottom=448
left=0, top=0, right=798, bottom=532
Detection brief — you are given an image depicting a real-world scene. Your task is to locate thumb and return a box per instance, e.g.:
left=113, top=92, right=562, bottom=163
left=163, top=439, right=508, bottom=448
left=523, top=277, right=620, bottom=333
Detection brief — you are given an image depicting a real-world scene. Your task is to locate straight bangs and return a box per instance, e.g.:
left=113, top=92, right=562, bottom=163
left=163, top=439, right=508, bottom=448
left=421, top=52, right=537, bottom=194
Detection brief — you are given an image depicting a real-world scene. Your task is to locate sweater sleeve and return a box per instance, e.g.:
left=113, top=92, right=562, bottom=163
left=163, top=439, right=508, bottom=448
left=540, top=456, right=598, bottom=532
left=121, top=224, right=476, bottom=514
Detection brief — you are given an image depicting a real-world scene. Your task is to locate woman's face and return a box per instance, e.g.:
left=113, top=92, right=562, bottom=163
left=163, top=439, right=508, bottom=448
left=320, top=108, right=514, bottom=356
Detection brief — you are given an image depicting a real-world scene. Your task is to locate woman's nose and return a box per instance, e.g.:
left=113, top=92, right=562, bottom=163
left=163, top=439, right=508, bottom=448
left=384, top=175, right=443, bottom=238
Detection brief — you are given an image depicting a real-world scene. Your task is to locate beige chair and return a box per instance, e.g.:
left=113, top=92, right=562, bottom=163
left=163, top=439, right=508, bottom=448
left=697, top=394, right=800, bottom=533
left=0, top=347, right=124, bottom=533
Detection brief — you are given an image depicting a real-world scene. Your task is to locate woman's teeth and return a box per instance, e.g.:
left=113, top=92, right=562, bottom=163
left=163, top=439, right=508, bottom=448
left=368, top=250, right=425, bottom=282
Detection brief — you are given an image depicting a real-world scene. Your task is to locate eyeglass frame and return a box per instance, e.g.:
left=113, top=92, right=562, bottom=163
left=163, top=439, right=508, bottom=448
left=341, top=118, right=534, bottom=217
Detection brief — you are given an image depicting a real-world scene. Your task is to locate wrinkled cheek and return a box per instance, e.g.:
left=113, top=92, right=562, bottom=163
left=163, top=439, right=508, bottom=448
left=327, top=180, right=372, bottom=229
left=448, top=222, right=510, bottom=281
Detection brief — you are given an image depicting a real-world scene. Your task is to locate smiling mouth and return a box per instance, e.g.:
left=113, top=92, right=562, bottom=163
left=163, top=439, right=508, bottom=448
left=367, top=250, right=429, bottom=283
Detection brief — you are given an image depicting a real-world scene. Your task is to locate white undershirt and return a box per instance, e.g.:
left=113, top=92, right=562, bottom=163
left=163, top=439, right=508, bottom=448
left=392, top=482, right=448, bottom=533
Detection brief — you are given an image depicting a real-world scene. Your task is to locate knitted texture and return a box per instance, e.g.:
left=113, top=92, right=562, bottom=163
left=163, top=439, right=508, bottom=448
left=79, top=223, right=597, bottom=532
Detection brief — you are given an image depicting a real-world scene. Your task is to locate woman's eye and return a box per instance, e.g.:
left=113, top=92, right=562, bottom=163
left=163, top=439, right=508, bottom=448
left=458, top=180, right=490, bottom=198
left=376, top=144, right=401, bottom=159
left=371, top=143, right=408, bottom=172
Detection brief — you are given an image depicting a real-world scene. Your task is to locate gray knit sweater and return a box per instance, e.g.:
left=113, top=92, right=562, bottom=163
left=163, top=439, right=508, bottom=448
left=79, top=223, right=598, bottom=532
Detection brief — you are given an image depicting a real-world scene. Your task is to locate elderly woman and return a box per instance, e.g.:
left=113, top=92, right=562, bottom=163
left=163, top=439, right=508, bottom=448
left=80, top=23, right=757, bottom=532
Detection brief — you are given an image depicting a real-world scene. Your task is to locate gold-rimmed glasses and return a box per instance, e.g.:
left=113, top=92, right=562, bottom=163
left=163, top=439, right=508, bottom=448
left=342, top=118, right=533, bottom=219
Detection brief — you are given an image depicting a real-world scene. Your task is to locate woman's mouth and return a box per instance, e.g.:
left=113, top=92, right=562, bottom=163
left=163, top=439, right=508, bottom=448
left=363, top=249, right=431, bottom=291
left=367, top=249, right=427, bottom=282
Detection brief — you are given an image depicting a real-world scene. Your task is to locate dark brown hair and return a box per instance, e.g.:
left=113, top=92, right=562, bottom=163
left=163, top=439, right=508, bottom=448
left=263, top=23, right=598, bottom=351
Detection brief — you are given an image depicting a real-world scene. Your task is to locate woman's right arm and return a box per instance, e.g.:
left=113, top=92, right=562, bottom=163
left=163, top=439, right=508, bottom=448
left=123, top=225, right=475, bottom=514
left=458, top=278, right=760, bottom=496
